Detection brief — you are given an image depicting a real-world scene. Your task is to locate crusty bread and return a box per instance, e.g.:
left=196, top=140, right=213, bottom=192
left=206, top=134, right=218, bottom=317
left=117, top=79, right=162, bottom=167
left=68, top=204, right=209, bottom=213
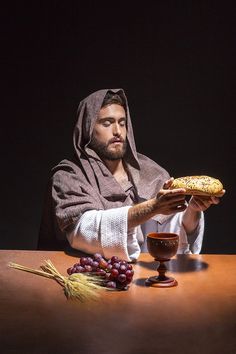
left=170, top=175, right=224, bottom=197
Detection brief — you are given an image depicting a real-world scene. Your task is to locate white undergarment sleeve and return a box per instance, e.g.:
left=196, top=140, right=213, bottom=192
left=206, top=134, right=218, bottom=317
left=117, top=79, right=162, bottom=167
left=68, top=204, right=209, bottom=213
left=66, top=206, right=140, bottom=262
left=157, top=211, right=205, bottom=254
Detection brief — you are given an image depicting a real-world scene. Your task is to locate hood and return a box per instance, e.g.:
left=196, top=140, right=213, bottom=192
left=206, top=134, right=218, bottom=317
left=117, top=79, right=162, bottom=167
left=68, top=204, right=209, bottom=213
left=73, top=88, right=140, bottom=169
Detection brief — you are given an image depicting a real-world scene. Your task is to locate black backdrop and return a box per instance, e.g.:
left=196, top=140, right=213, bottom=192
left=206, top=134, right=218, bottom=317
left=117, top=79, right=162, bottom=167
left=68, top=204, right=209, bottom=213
left=1, top=1, right=235, bottom=253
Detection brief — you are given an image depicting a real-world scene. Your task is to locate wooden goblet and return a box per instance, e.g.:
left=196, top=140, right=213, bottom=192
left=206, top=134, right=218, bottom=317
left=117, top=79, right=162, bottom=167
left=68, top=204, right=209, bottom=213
left=145, top=232, right=179, bottom=288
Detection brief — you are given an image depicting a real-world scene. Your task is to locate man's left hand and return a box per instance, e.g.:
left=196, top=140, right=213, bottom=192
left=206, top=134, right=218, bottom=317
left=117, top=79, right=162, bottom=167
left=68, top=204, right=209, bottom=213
left=188, top=193, right=225, bottom=212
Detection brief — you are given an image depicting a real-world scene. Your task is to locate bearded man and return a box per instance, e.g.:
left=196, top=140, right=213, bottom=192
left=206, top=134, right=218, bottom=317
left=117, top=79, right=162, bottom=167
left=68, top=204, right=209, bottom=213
left=38, top=89, right=222, bottom=261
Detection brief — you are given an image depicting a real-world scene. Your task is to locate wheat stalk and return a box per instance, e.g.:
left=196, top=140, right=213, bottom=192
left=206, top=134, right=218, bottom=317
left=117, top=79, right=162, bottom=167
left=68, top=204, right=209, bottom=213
left=8, top=260, right=105, bottom=302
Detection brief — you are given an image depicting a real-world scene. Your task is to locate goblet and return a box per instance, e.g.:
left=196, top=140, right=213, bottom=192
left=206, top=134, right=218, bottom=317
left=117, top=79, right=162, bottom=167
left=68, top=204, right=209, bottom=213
left=145, top=232, right=179, bottom=287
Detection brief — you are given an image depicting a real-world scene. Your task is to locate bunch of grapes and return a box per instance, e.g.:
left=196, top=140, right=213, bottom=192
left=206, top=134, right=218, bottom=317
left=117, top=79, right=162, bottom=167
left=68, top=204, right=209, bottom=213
left=67, top=253, right=134, bottom=290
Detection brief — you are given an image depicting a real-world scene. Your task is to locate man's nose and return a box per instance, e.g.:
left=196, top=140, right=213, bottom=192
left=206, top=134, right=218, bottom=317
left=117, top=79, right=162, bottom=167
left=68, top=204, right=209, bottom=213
left=113, top=123, right=121, bottom=136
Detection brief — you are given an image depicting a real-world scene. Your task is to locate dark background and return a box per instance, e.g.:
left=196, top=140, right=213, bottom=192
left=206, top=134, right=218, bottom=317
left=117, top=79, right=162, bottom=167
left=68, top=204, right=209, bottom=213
left=1, top=1, right=235, bottom=253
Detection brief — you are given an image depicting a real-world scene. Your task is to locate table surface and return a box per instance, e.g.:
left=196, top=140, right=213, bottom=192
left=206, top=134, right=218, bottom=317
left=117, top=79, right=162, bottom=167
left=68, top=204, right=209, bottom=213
left=0, top=250, right=236, bottom=354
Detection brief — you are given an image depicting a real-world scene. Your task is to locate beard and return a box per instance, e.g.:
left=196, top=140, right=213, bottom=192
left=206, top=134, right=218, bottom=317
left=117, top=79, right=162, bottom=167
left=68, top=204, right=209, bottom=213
left=89, top=136, right=127, bottom=161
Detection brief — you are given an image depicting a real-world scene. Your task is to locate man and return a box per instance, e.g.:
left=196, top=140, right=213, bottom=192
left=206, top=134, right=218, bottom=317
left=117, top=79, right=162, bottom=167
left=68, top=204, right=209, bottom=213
left=39, top=88, right=223, bottom=261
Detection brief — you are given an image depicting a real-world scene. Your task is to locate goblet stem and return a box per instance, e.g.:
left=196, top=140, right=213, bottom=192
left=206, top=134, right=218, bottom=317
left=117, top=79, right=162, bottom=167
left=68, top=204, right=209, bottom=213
left=156, top=260, right=169, bottom=281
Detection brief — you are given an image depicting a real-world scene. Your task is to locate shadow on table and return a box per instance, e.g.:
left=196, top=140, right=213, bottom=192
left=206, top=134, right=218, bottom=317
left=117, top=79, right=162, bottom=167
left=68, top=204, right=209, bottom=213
left=137, top=255, right=209, bottom=273
left=64, top=245, right=90, bottom=259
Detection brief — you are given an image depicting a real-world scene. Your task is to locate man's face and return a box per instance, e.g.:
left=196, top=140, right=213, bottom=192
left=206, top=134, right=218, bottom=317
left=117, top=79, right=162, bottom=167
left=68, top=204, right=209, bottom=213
left=89, top=104, right=127, bottom=161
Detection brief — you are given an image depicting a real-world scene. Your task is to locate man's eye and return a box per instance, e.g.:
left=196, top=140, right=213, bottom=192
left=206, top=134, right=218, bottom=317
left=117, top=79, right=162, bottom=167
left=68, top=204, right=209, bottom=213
left=102, top=121, right=111, bottom=127
left=120, top=121, right=126, bottom=127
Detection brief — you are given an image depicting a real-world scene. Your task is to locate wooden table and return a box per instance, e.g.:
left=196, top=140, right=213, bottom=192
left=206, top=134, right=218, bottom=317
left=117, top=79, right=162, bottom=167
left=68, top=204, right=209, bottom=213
left=0, top=251, right=236, bottom=354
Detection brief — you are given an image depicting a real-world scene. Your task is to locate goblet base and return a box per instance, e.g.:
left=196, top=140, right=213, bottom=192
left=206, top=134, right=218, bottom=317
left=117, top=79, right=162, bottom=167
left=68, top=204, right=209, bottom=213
left=145, top=275, right=178, bottom=288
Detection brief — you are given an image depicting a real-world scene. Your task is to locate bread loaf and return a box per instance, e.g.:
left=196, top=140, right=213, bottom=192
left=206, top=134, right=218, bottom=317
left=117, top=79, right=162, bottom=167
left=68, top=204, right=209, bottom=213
left=170, top=175, right=224, bottom=197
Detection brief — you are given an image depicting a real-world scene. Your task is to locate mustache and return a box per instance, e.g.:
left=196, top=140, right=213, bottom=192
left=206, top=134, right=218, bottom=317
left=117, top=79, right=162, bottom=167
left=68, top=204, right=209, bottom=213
left=108, top=137, right=125, bottom=144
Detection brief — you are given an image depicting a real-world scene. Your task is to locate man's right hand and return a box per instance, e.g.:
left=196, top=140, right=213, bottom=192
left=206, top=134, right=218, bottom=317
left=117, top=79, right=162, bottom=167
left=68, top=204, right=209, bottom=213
left=154, top=177, right=187, bottom=215
left=128, top=178, right=187, bottom=229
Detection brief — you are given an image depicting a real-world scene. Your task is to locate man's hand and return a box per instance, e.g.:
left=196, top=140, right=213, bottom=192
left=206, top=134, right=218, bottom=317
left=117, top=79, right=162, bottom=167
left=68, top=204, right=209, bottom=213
left=154, top=178, right=187, bottom=215
left=188, top=192, right=225, bottom=212
left=182, top=189, right=225, bottom=235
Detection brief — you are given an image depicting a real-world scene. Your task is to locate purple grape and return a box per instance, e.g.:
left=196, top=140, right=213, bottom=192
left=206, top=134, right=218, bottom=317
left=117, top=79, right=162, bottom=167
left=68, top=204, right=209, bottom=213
left=111, top=268, right=119, bottom=279
left=106, top=281, right=117, bottom=289
left=107, top=264, right=113, bottom=271
left=118, top=274, right=127, bottom=283
left=112, top=262, right=120, bottom=270
left=92, top=261, right=99, bottom=270
left=71, top=265, right=77, bottom=274
left=93, top=253, right=103, bottom=261
left=67, top=267, right=73, bottom=275
left=80, top=257, right=88, bottom=266
left=119, top=264, right=127, bottom=273
left=84, top=265, right=93, bottom=272
left=76, top=265, right=85, bottom=273
left=96, top=269, right=106, bottom=276
left=120, top=260, right=127, bottom=266
left=86, top=257, right=94, bottom=266
left=125, top=269, right=134, bottom=279
left=110, top=256, right=119, bottom=264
